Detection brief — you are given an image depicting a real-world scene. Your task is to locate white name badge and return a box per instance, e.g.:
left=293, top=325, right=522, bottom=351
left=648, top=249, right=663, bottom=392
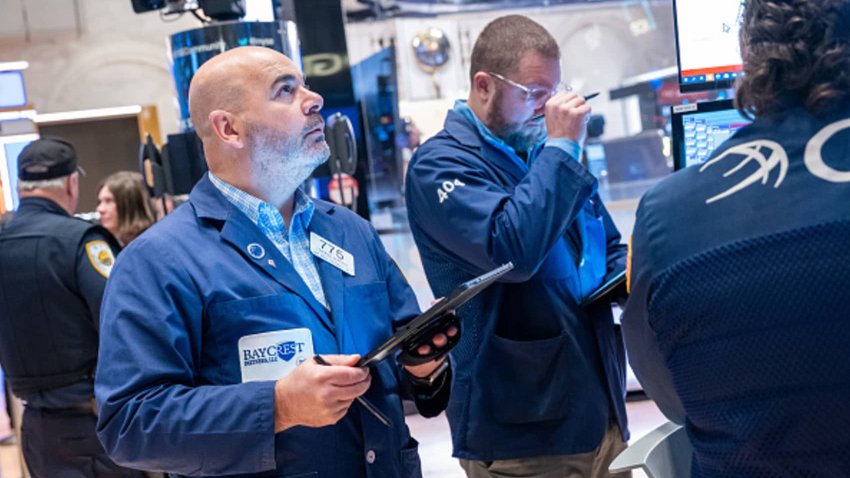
left=238, top=329, right=314, bottom=383
left=310, top=232, right=355, bottom=276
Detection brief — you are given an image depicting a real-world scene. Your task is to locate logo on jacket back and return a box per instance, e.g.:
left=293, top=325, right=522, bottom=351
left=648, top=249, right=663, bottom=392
left=701, top=117, right=850, bottom=204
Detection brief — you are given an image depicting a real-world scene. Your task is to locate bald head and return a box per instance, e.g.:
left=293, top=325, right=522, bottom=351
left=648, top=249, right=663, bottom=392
left=185, top=46, right=327, bottom=208
left=188, top=47, right=297, bottom=141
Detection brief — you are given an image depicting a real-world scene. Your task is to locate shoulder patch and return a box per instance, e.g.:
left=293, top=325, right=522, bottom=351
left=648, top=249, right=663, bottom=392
left=86, top=240, right=115, bottom=279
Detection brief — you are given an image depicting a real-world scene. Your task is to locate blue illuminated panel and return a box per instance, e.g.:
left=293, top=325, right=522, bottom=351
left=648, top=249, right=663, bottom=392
left=0, top=71, right=26, bottom=108
left=682, top=108, right=751, bottom=168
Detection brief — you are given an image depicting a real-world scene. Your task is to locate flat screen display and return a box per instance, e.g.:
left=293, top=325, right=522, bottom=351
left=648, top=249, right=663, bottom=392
left=0, top=71, right=27, bottom=108
left=673, top=0, right=746, bottom=92
left=603, top=131, right=671, bottom=183
left=0, top=135, right=38, bottom=212
left=671, top=100, right=752, bottom=170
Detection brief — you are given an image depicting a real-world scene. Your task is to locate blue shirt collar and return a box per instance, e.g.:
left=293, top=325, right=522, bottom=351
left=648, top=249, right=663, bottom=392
left=452, top=100, right=547, bottom=170
left=453, top=100, right=514, bottom=153
left=207, top=172, right=315, bottom=233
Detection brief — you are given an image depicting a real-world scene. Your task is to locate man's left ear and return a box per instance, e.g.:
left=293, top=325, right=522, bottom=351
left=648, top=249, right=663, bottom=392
left=471, top=72, right=494, bottom=102
left=66, top=173, right=78, bottom=195
left=209, top=110, right=245, bottom=149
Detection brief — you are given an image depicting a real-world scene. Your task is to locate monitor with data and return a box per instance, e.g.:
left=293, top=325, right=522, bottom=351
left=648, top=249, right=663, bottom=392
left=671, top=100, right=753, bottom=170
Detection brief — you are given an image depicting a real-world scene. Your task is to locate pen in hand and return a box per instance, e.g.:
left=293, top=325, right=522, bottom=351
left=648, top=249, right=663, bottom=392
left=532, top=91, right=600, bottom=122
left=313, top=354, right=392, bottom=428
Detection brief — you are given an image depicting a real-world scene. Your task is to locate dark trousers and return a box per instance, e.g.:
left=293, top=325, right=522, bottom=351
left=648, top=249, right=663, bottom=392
left=22, top=406, right=146, bottom=478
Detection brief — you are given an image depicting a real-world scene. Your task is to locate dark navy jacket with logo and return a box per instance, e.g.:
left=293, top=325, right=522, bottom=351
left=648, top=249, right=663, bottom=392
left=405, top=109, right=629, bottom=461
left=0, top=197, right=118, bottom=407
left=623, top=105, right=850, bottom=477
left=95, top=175, right=447, bottom=477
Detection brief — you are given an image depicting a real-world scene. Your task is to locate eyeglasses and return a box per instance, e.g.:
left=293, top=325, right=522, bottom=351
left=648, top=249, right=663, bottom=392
left=488, top=72, right=572, bottom=106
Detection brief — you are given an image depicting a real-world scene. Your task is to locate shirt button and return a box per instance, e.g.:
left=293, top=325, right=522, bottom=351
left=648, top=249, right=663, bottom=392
left=366, top=449, right=376, bottom=464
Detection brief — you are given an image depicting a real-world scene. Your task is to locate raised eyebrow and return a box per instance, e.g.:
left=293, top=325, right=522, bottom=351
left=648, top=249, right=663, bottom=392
left=270, top=74, right=300, bottom=92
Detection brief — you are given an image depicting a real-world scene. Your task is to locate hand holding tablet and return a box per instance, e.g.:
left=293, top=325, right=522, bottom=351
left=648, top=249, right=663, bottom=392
left=356, top=262, right=514, bottom=368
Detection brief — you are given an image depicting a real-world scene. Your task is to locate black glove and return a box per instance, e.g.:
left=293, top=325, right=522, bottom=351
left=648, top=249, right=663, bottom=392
left=397, top=312, right=461, bottom=366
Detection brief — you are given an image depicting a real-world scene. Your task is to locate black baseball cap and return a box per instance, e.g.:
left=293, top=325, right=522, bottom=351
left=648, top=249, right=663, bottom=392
left=18, top=137, right=85, bottom=181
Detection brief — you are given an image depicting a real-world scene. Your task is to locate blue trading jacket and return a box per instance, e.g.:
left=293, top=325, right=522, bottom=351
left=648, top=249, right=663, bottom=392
left=96, top=175, right=438, bottom=478
left=405, top=109, right=629, bottom=462
left=623, top=105, right=850, bottom=477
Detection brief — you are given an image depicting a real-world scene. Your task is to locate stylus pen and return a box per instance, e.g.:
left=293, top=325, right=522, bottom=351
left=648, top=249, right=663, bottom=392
left=313, top=355, right=392, bottom=428
left=532, top=91, right=601, bottom=122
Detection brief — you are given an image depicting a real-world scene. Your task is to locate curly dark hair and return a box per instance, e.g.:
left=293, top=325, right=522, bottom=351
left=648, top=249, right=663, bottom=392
left=736, top=0, right=850, bottom=117
left=736, top=0, right=850, bottom=118
left=469, top=15, right=560, bottom=84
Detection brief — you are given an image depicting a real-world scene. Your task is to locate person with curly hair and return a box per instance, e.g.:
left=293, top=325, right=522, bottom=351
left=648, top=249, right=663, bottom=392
left=96, top=171, right=155, bottom=245
left=623, top=0, right=850, bottom=476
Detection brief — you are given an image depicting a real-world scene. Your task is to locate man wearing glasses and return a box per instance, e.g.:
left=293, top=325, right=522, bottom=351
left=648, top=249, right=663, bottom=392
left=405, top=15, right=630, bottom=478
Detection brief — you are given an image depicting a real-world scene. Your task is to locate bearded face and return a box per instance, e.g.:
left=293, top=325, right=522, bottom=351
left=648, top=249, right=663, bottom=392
left=245, top=114, right=330, bottom=198
left=487, top=88, right=547, bottom=153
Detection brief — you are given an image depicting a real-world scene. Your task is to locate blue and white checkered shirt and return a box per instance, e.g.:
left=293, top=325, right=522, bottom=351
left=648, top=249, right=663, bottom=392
left=209, top=173, right=329, bottom=309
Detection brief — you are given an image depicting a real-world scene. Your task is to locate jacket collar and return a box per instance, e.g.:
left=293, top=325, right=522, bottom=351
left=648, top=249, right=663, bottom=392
left=444, top=108, right=485, bottom=149
left=188, top=175, right=337, bottom=332
left=189, top=174, right=235, bottom=223
left=443, top=107, right=529, bottom=178
left=16, top=196, right=70, bottom=217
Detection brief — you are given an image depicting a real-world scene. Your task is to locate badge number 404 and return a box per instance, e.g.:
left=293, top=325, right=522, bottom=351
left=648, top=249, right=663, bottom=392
left=437, top=179, right=466, bottom=204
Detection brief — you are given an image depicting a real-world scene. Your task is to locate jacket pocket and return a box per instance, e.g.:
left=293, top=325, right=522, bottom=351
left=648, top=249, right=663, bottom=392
left=399, top=437, right=423, bottom=478
left=483, top=331, right=573, bottom=424
left=343, top=282, right=392, bottom=355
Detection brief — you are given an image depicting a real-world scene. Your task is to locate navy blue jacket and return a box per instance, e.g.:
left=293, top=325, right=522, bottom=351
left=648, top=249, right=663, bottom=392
left=405, top=109, right=629, bottom=461
left=96, top=176, right=443, bottom=477
left=623, top=106, right=850, bottom=477
left=0, top=197, right=118, bottom=407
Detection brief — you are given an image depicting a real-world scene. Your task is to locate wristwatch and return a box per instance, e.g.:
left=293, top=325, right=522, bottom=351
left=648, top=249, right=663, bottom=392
left=407, top=358, right=451, bottom=389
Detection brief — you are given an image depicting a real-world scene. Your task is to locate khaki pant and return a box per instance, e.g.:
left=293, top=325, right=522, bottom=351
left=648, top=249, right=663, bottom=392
left=459, top=420, right=631, bottom=478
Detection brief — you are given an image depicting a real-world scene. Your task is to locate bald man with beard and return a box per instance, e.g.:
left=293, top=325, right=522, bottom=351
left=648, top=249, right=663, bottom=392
left=94, top=47, right=452, bottom=478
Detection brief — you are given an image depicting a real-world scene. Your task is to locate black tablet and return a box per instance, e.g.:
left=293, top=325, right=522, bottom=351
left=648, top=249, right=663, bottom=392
left=356, top=262, right=514, bottom=367
left=582, top=269, right=627, bottom=306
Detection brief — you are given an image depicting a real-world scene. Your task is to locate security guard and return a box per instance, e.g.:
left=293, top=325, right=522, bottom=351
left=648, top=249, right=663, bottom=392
left=95, top=47, right=452, bottom=478
left=0, top=138, right=139, bottom=477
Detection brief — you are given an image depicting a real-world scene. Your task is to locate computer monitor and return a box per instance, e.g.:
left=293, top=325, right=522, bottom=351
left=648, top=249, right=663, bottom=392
left=0, top=134, right=38, bottom=212
left=671, top=99, right=752, bottom=171
left=673, top=0, right=746, bottom=92
left=0, top=71, right=27, bottom=109
left=603, top=130, right=672, bottom=184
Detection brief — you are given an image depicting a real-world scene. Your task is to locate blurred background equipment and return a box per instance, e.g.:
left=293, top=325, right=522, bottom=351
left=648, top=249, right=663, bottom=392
left=131, top=0, right=247, bottom=22
left=0, top=61, right=37, bottom=215
left=34, top=105, right=162, bottom=212
left=137, top=131, right=207, bottom=211
left=324, top=113, right=359, bottom=209
left=411, top=27, right=451, bottom=98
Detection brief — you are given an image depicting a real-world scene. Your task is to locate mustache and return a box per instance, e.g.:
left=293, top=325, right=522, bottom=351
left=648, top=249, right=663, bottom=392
left=304, top=115, right=325, bottom=134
